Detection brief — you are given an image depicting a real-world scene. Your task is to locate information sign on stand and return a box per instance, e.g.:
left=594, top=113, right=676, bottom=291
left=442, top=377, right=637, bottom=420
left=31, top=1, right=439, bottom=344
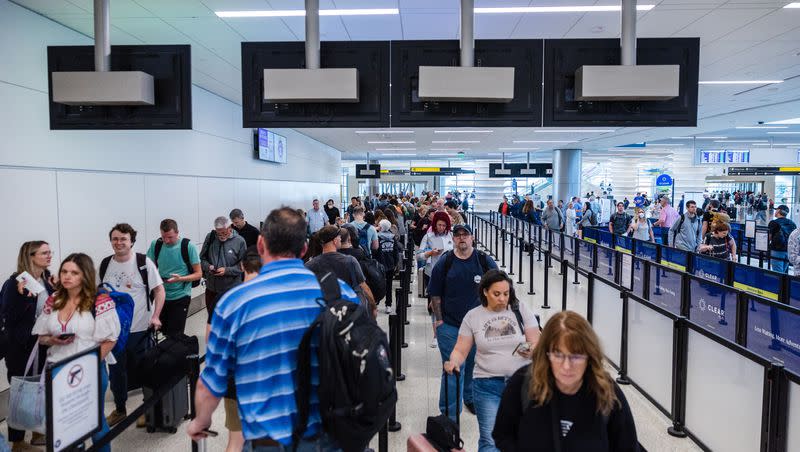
left=755, top=230, right=769, bottom=252
left=620, top=253, right=633, bottom=290
left=46, top=346, right=101, bottom=452
left=745, top=220, right=756, bottom=239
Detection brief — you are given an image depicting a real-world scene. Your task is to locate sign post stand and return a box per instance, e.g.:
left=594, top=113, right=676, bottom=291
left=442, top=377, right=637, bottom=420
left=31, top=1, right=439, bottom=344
left=46, top=346, right=102, bottom=452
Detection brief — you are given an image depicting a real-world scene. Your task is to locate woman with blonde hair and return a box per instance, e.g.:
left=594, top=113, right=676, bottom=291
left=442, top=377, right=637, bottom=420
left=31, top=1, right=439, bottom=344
left=2, top=241, right=54, bottom=450
left=628, top=207, right=654, bottom=242
left=493, top=311, right=639, bottom=452
left=33, top=253, right=120, bottom=452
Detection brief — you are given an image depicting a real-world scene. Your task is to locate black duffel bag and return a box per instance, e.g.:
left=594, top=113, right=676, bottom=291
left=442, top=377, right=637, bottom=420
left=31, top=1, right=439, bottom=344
left=425, top=371, right=463, bottom=451
left=134, top=331, right=199, bottom=389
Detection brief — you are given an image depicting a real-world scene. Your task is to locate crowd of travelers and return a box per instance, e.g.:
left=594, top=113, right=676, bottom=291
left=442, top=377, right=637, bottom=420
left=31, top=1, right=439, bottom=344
left=1, top=191, right=642, bottom=452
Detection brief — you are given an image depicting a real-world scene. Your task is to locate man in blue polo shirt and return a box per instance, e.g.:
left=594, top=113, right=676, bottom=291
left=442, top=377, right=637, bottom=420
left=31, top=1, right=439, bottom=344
left=428, top=224, right=498, bottom=419
left=188, top=207, right=359, bottom=450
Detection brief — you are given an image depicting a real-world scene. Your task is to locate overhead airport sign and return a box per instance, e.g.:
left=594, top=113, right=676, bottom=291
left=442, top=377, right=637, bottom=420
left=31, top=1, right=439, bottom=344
left=728, top=167, right=800, bottom=176
left=355, top=164, right=381, bottom=179
left=489, top=163, right=553, bottom=178
left=409, top=167, right=475, bottom=176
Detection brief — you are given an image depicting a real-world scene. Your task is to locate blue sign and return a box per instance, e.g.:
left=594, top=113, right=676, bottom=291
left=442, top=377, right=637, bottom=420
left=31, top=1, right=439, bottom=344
left=733, top=264, right=781, bottom=302
left=598, top=230, right=614, bottom=248
left=635, top=240, right=657, bottom=262
left=650, top=265, right=682, bottom=316
left=597, top=247, right=616, bottom=282
left=689, top=279, right=738, bottom=342
left=746, top=299, right=800, bottom=374
left=693, top=254, right=728, bottom=285
left=656, top=174, right=673, bottom=187
left=661, top=247, right=689, bottom=272
left=788, top=278, right=800, bottom=308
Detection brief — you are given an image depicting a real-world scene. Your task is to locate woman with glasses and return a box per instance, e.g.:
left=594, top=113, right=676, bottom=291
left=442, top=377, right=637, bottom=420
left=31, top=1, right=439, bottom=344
left=1, top=241, right=54, bottom=451
left=444, top=270, right=540, bottom=452
left=493, top=311, right=639, bottom=452
left=628, top=207, right=654, bottom=243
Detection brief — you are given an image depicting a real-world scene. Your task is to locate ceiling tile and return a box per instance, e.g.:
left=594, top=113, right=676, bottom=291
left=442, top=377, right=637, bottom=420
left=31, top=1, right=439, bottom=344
left=47, top=15, right=146, bottom=43
left=11, top=0, right=89, bottom=15
left=266, top=0, right=337, bottom=9
left=340, top=14, right=402, bottom=40
left=672, top=8, right=773, bottom=43
left=63, top=0, right=155, bottom=17
left=112, top=17, right=193, bottom=43
left=281, top=16, right=350, bottom=40
left=201, top=0, right=272, bottom=11
left=637, top=9, right=709, bottom=37
left=165, top=17, right=244, bottom=67
left=222, top=17, right=299, bottom=41
left=474, top=14, right=522, bottom=39
left=331, top=0, right=397, bottom=8
left=400, top=0, right=457, bottom=13
left=402, top=13, right=458, bottom=40
left=134, top=0, right=216, bottom=17
left=511, top=13, right=582, bottom=39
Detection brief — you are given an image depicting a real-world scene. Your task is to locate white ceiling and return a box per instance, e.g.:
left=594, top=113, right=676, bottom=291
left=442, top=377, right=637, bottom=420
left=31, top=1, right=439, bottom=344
left=12, top=0, right=800, bottom=158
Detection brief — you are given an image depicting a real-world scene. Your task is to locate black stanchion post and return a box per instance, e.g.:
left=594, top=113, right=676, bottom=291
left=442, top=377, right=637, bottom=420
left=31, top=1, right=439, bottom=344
left=398, top=289, right=409, bottom=345
left=494, top=223, right=499, bottom=259
left=399, top=287, right=409, bottom=327
left=541, top=251, right=551, bottom=309
left=668, top=317, right=688, bottom=438
left=537, top=226, right=543, bottom=262
left=508, top=229, right=515, bottom=275
left=188, top=354, right=201, bottom=452
left=501, top=226, right=507, bottom=268
left=561, top=260, right=568, bottom=311
left=389, top=314, right=406, bottom=382
left=616, top=292, right=631, bottom=385
left=528, top=239, right=536, bottom=295
left=517, top=235, right=524, bottom=285
left=379, top=423, right=390, bottom=451
left=573, top=242, right=580, bottom=285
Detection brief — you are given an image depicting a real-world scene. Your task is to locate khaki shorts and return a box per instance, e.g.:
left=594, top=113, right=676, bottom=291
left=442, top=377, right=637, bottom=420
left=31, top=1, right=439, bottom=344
left=224, top=397, right=242, bottom=432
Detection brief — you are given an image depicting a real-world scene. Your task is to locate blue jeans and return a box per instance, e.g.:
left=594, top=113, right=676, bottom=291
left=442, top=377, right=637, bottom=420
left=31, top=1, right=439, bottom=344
left=109, top=331, right=150, bottom=412
left=92, top=363, right=111, bottom=452
left=771, top=250, right=788, bottom=273
left=473, top=377, right=506, bottom=452
left=436, top=323, right=476, bottom=420
left=244, top=434, right=341, bottom=452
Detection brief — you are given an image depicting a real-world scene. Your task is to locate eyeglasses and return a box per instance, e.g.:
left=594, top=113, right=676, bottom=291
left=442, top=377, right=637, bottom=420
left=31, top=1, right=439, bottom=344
left=547, top=351, right=588, bottom=364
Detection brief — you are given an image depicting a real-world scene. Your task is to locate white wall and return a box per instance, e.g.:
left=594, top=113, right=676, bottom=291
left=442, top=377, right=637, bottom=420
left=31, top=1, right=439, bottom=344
left=0, top=0, right=342, bottom=278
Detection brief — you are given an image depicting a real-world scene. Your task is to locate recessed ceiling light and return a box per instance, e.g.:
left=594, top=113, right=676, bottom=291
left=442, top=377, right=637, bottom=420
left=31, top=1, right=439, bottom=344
left=374, top=148, right=416, bottom=151
left=430, top=153, right=458, bottom=156
left=670, top=137, right=694, bottom=139
left=474, top=5, right=655, bottom=14
left=714, top=140, right=769, bottom=143
left=431, top=140, right=480, bottom=144
left=699, top=80, right=783, bottom=85
left=750, top=143, right=772, bottom=146
left=735, top=126, right=788, bottom=129
left=534, top=129, right=615, bottom=133
left=774, top=143, right=800, bottom=146
left=367, top=141, right=415, bottom=144
left=487, top=153, right=503, bottom=155
left=355, top=130, right=414, bottom=134
left=513, top=140, right=575, bottom=143
left=499, top=147, right=540, bottom=151
left=646, top=143, right=684, bottom=146
left=382, top=153, right=417, bottom=156
left=768, top=132, right=800, bottom=135
left=695, top=136, right=728, bottom=139
left=215, top=8, right=399, bottom=17
left=430, top=148, right=470, bottom=151
left=433, top=130, right=493, bottom=134
left=784, top=2, right=800, bottom=8
left=767, top=117, right=800, bottom=125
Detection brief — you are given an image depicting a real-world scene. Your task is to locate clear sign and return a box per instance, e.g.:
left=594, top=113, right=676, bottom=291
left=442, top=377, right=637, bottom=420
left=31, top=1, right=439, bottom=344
left=755, top=230, right=769, bottom=252
left=47, top=347, right=101, bottom=452
left=745, top=220, right=756, bottom=239
left=620, top=253, right=633, bottom=290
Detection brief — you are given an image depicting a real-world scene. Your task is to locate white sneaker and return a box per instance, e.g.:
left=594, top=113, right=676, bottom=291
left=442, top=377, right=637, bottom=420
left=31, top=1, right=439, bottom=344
left=385, top=306, right=393, bottom=314
left=430, top=339, right=438, bottom=348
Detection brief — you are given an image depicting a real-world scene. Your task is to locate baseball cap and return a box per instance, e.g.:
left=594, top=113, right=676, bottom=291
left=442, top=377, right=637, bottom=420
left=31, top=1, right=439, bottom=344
left=452, top=224, right=473, bottom=235
left=778, top=204, right=790, bottom=214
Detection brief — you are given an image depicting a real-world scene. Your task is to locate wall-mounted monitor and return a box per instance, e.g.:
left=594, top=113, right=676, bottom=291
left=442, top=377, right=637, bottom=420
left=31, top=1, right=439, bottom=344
left=253, top=129, right=287, bottom=164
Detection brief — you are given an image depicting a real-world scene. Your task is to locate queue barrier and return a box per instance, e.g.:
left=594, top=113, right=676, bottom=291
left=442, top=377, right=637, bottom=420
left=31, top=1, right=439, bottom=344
left=470, top=211, right=800, bottom=452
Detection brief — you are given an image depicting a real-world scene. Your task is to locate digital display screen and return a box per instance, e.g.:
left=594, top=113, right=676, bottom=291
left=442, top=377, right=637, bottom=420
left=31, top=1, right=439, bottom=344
left=689, top=278, right=738, bottom=342
left=256, top=128, right=287, bottom=164
left=700, top=149, right=750, bottom=164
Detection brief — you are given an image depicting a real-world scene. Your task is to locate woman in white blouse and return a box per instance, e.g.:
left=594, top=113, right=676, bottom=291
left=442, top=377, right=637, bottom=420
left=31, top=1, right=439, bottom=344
left=33, top=253, right=119, bottom=452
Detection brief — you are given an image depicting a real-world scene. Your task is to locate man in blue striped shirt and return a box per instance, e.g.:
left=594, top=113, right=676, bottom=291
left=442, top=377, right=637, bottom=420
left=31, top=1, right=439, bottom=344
left=188, top=207, right=359, bottom=451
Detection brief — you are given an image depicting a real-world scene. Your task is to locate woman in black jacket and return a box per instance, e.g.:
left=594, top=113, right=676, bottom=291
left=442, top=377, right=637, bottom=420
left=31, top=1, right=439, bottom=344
left=493, top=311, right=639, bottom=452
left=2, top=241, right=54, bottom=450
left=324, top=199, right=340, bottom=225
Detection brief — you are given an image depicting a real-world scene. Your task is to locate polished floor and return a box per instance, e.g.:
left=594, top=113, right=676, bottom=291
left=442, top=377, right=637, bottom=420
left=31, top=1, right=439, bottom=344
left=2, top=236, right=703, bottom=451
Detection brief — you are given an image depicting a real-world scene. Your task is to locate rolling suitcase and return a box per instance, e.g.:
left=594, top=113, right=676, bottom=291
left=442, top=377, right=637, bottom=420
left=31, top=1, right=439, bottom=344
left=407, top=371, right=465, bottom=452
left=143, top=376, right=190, bottom=433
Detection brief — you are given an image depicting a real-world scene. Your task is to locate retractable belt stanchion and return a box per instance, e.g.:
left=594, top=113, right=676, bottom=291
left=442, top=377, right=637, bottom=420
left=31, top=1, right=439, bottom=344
left=379, top=423, right=389, bottom=451
left=528, top=237, right=536, bottom=295
left=561, top=259, right=568, bottom=311
left=494, top=221, right=499, bottom=259
left=389, top=314, right=405, bottom=382
left=537, top=226, right=543, bottom=262
left=508, top=225, right=515, bottom=275
left=517, top=231, right=525, bottom=285
left=398, top=288, right=409, bottom=346
left=501, top=220, right=507, bottom=269
left=541, top=251, right=551, bottom=309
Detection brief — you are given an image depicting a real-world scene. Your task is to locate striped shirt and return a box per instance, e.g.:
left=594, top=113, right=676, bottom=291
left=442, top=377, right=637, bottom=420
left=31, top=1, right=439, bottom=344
left=200, top=259, right=359, bottom=444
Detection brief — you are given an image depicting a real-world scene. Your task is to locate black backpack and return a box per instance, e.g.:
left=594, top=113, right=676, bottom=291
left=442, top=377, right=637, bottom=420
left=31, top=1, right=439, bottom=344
left=99, top=253, right=153, bottom=309
left=294, top=272, right=398, bottom=452
left=377, top=233, right=398, bottom=274
left=360, top=257, right=387, bottom=303
left=154, top=238, right=200, bottom=288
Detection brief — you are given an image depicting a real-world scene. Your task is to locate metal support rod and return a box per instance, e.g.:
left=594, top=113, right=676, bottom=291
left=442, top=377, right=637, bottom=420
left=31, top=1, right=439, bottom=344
left=527, top=238, right=536, bottom=295
left=509, top=230, right=515, bottom=275
left=501, top=228, right=507, bottom=268
left=621, top=0, right=637, bottom=66
left=94, top=0, right=110, bottom=72
left=460, top=0, right=474, bottom=67
left=517, top=236, right=525, bottom=285
left=305, top=0, right=321, bottom=69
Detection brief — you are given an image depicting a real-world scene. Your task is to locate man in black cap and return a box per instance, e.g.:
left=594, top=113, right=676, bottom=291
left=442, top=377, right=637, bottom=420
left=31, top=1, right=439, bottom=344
left=305, top=225, right=376, bottom=314
left=427, top=223, right=498, bottom=419
left=768, top=205, right=796, bottom=273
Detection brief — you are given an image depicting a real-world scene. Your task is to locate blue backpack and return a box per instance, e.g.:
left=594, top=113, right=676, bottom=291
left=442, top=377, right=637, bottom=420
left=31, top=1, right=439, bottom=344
left=95, top=283, right=134, bottom=357
left=356, top=224, right=372, bottom=257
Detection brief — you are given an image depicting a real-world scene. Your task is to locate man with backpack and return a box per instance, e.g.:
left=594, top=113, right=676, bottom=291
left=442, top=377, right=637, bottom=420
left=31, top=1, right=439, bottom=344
left=305, top=225, right=376, bottom=315
left=768, top=205, right=796, bottom=273
left=755, top=193, right=770, bottom=224
left=146, top=219, right=202, bottom=336
left=349, top=206, right=379, bottom=258
left=669, top=200, right=703, bottom=252
left=376, top=219, right=400, bottom=314
left=428, top=224, right=498, bottom=420
left=608, top=202, right=631, bottom=235
left=200, top=216, right=247, bottom=329
left=101, top=223, right=165, bottom=428
left=188, top=208, right=372, bottom=451
left=541, top=199, right=564, bottom=231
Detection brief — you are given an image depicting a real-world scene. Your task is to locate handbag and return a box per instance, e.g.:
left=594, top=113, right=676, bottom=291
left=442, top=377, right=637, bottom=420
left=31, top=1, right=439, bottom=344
left=8, top=344, right=46, bottom=433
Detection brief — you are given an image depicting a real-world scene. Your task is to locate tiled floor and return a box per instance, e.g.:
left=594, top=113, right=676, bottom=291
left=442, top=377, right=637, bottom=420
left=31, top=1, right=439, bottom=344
left=2, top=237, right=703, bottom=451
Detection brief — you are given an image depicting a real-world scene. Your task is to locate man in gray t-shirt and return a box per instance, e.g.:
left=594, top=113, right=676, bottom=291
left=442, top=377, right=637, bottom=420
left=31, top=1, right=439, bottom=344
left=541, top=200, right=564, bottom=231
left=305, top=225, right=375, bottom=313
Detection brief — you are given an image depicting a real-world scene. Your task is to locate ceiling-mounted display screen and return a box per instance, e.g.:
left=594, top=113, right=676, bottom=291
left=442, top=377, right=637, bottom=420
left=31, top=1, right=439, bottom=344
left=356, top=164, right=381, bottom=179
left=241, top=41, right=390, bottom=128
left=254, top=129, right=287, bottom=164
left=391, top=39, right=543, bottom=127
left=489, top=163, right=553, bottom=178
left=543, top=38, right=699, bottom=127
left=47, top=45, right=192, bottom=130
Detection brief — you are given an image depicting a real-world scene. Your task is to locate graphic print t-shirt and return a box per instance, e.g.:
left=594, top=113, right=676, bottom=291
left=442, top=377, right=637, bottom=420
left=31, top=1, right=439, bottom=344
left=102, top=255, right=163, bottom=333
left=458, top=304, right=539, bottom=378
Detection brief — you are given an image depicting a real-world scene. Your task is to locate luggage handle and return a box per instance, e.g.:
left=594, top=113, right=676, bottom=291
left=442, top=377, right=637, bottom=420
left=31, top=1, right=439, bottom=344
left=443, top=368, right=461, bottom=429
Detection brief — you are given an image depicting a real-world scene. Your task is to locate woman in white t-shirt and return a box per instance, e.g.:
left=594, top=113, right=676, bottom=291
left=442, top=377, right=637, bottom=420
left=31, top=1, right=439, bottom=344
left=444, top=270, right=541, bottom=452
left=33, top=253, right=120, bottom=452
